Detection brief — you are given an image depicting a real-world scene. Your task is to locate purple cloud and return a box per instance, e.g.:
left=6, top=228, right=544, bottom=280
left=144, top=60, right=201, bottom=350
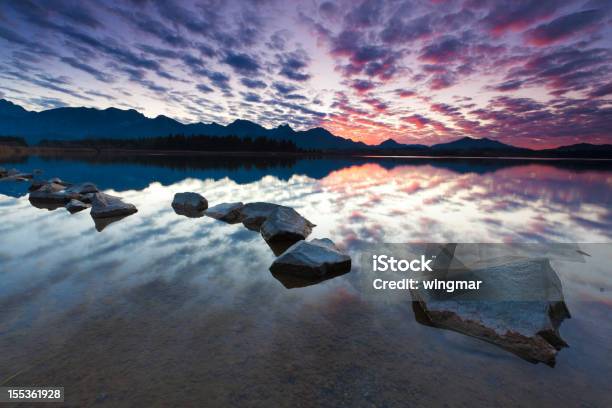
left=525, top=9, right=605, bottom=46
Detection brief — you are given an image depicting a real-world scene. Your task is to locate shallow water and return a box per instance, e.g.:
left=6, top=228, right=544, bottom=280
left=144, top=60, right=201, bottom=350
left=1, top=154, right=611, bottom=407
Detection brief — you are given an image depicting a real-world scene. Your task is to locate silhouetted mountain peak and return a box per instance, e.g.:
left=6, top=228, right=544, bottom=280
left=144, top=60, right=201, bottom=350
left=305, top=127, right=334, bottom=136
left=376, top=138, right=427, bottom=149
left=225, top=119, right=268, bottom=135
left=229, top=119, right=260, bottom=127
left=275, top=123, right=294, bottom=131
left=432, top=136, right=517, bottom=150
left=378, top=138, right=403, bottom=147
left=546, top=143, right=612, bottom=152
left=0, top=98, right=29, bottom=117
left=154, top=114, right=176, bottom=122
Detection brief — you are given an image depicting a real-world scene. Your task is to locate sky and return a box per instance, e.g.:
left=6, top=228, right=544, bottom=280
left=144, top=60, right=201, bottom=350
left=0, top=0, right=611, bottom=148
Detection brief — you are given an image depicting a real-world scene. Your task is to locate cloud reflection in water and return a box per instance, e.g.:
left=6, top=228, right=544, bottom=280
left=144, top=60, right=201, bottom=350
left=0, top=156, right=611, bottom=406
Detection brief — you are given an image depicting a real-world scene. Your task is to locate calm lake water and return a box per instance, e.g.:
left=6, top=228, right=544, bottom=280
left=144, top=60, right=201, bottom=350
left=1, top=154, right=611, bottom=407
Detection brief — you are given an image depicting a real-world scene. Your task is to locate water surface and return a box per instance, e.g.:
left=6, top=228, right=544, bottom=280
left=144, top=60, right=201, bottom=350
left=1, top=154, right=611, bottom=407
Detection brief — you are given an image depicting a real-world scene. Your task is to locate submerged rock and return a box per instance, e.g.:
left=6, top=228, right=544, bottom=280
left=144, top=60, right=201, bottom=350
left=260, top=206, right=314, bottom=245
left=172, top=192, right=208, bottom=215
left=90, top=192, right=138, bottom=219
left=65, top=199, right=90, bottom=214
left=205, top=202, right=244, bottom=223
left=269, top=238, right=351, bottom=278
left=411, top=251, right=571, bottom=366
left=240, top=202, right=282, bottom=230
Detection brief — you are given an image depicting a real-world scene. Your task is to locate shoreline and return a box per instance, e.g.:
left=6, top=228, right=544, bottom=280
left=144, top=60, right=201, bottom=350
left=1, top=146, right=611, bottom=161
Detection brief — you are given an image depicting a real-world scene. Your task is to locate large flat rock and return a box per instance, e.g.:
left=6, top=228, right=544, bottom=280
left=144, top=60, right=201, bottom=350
left=269, top=238, right=351, bottom=278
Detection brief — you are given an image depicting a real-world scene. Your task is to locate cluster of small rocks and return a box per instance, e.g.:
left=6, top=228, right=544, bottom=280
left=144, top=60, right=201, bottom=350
left=2, top=167, right=138, bottom=231
left=172, top=192, right=352, bottom=283
left=0, top=167, right=34, bottom=181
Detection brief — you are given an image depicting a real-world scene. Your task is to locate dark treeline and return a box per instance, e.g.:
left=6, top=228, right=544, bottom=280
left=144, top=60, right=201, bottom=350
left=39, top=134, right=300, bottom=152
left=0, top=136, right=28, bottom=146
left=37, top=152, right=300, bottom=172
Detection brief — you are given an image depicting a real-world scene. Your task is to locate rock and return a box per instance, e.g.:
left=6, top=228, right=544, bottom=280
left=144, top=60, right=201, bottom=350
left=49, top=177, right=69, bottom=186
left=1, top=169, right=33, bottom=181
left=29, top=179, right=85, bottom=193
left=79, top=192, right=96, bottom=203
left=0, top=167, right=6, bottom=177
left=28, top=179, right=47, bottom=191
left=172, top=192, right=208, bottom=214
left=65, top=199, right=90, bottom=214
left=5, top=174, right=33, bottom=182
left=205, top=202, right=244, bottom=223
left=240, top=202, right=282, bottom=230
left=260, top=206, right=314, bottom=244
left=410, top=251, right=571, bottom=366
left=65, top=182, right=98, bottom=195
left=29, top=182, right=77, bottom=203
left=269, top=238, right=351, bottom=278
left=90, top=192, right=138, bottom=219
left=29, top=200, right=66, bottom=211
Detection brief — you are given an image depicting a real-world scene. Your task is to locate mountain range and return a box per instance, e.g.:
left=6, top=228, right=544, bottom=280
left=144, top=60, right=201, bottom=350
left=1, top=99, right=611, bottom=157
left=0, top=99, right=365, bottom=150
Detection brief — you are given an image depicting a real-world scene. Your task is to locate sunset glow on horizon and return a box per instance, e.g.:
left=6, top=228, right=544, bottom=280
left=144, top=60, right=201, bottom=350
left=0, top=0, right=611, bottom=148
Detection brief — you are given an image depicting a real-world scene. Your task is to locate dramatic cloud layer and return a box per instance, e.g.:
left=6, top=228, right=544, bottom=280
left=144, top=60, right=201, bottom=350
left=0, top=0, right=610, bottom=148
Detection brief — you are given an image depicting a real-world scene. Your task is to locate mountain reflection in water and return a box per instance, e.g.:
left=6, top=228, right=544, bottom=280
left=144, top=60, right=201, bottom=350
left=0, top=153, right=611, bottom=407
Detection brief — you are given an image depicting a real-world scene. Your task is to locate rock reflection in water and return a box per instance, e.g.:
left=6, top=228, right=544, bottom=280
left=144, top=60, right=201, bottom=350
left=0, top=154, right=611, bottom=406
left=92, top=214, right=136, bottom=232
left=172, top=207, right=206, bottom=218
left=271, top=267, right=351, bottom=289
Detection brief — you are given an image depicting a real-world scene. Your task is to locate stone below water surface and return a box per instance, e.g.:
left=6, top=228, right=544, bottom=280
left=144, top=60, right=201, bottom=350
left=411, top=256, right=571, bottom=366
